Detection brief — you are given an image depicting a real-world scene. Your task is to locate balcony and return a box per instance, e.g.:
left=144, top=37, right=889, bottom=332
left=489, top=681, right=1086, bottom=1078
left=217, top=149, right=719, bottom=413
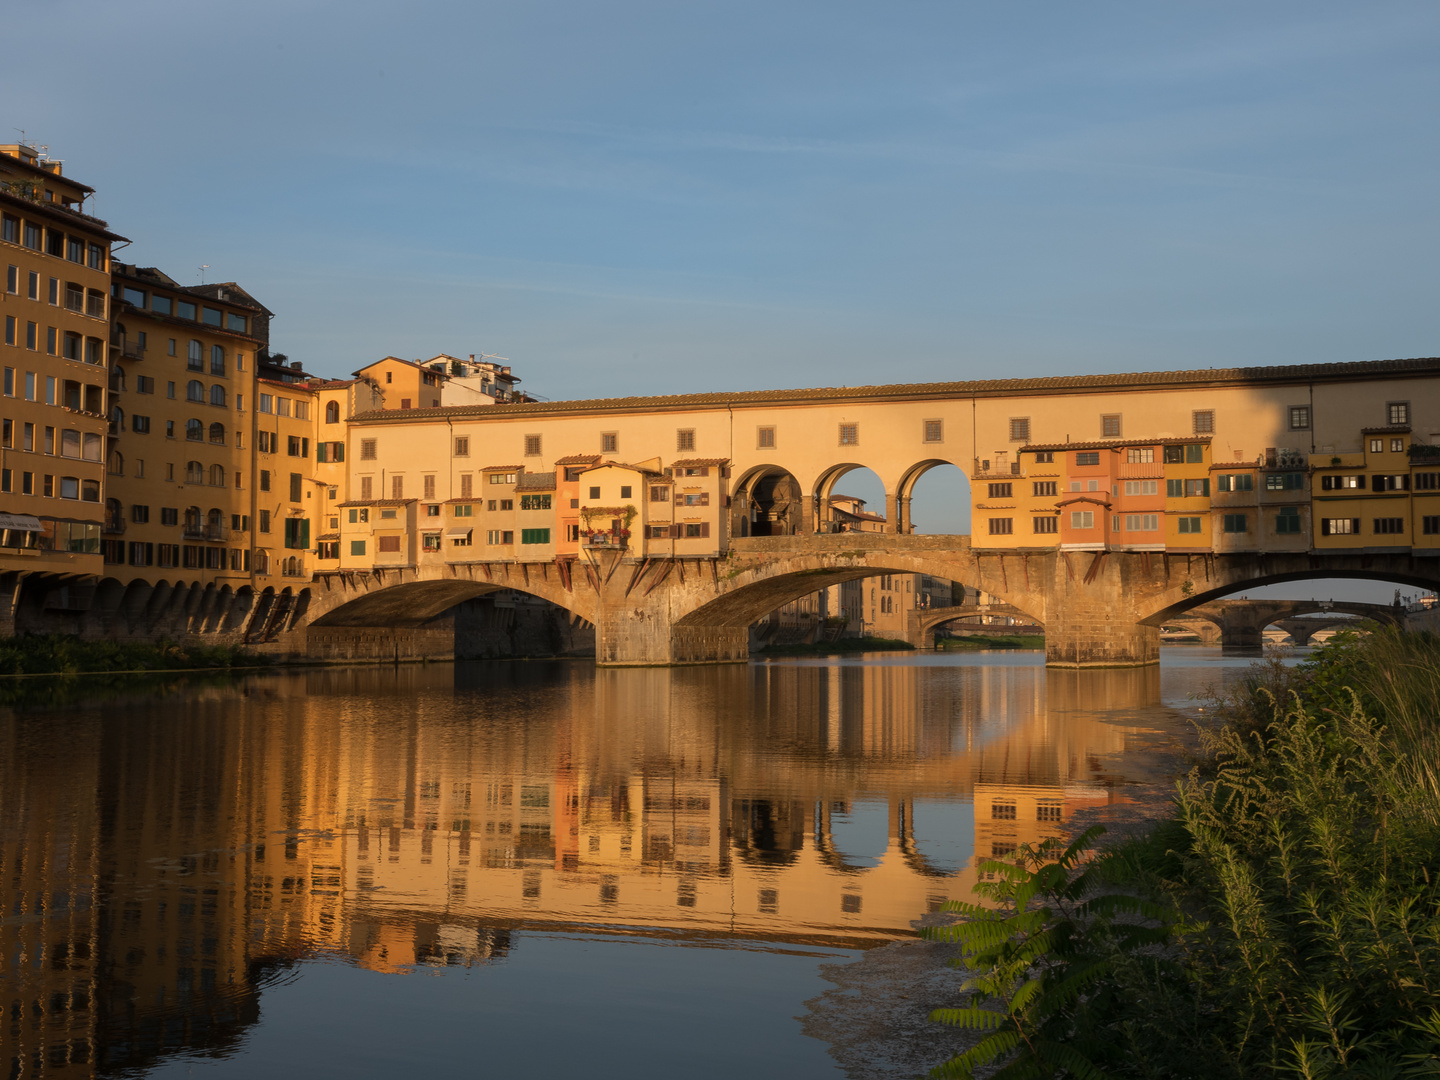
left=205, top=524, right=229, bottom=541
left=64, top=290, right=84, bottom=313
left=102, top=517, right=125, bottom=536
left=119, top=340, right=145, bottom=360
left=584, top=532, right=628, bottom=550
left=182, top=522, right=206, bottom=540
left=86, top=295, right=106, bottom=318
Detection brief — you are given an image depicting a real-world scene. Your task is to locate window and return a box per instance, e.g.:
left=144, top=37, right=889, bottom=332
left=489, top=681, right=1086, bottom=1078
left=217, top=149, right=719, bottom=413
left=499, top=498, right=514, bottom=511
left=453, top=504, right=473, bottom=517
left=1423, top=516, right=1440, bottom=536
left=1222, top=514, right=1248, bottom=533
left=1177, top=516, right=1203, bottom=534
left=1192, top=410, right=1215, bottom=434
left=650, top=486, right=669, bottom=502
left=1217, top=474, right=1253, bottom=492
left=1369, top=439, right=1383, bottom=453
left=988, top=517, right=1013, bottom=535
left=1289, top=405, right=1311, bottom=430
left=1032, top=516, right=1057, bottom=534
left=460, top=474, right=474, bottom=498
left=757, top=426, right=775, bottom=449
left=210, top=345, right=225, bottom=375
left=1374, top=517, right=1405, bottom=535
left=601, top=432, right=618, bottom=454
left=359, top=476, right=373, bottom=500
left=1182, top=478, right=1209, bottom=497
left=325, top=400, right=340, bottom=424
left=452, top=436, right=469, bottom=457
left=186, top=418, right=203, bottom=441
left=1123, top=480, right=1158, bottom=496
left=487, top=530, right=514, bottom=545
left=1265, top=472, right=1305, bottom=491
left=1276, top=507, right=1302, bottom=534
left=350, top=540, right=366, bottom=556
left=589, top=486, right=601, bottom=499
left=226, top=312, right=247, bottom=333
left=684, top=523, right=708, bottom=538
left=676, top=429, right=696, bottom=452
left=1070, top=511, right=1094, bottom=529
left=360, top=439, right=377, bottom=460
left=1415, top=473, right=1439, bottom=491
left=681, top=492, right=710, bottom=506
left=1320, top=474, right=1366, bottom=491
left=1031, top=481, right=1057, bottom=497
left=1032, top=451, right=1054, bottom=464
left=1124, top=448, right=1154, bottom=464
left=1388, top=402, right=1410, bottom=426
left=524, top=434, right=541, bottom=456
left=1124, top=514, right=1159, bottom=531
left=209, top=422, right=225, bottom=444
left=1006, top=418, right=1027, bottom=443
left=22, top=222, right=39, bottom=250
left=521, top=528, right=551, bottom=544
left=1101, top=415, right=1121, bottom=438
left=838, top=423, right=858, bottom=446
left=987, top=483, right=1012, bottom=499
left=208, top=384, right=225, bottom=407
left=1321, top=518, right=1359, bottom=536
left=423, top=475, right=436, bottom=500
left=1374, top=474, right=1410, bottom=492
left=1392, top=438, right=1405, bottom=453
left=377, top=535, right=401, bottom=552
left=520, top=494, right=552, bottom=510
left=1075, top=452, right=1099, bottom=466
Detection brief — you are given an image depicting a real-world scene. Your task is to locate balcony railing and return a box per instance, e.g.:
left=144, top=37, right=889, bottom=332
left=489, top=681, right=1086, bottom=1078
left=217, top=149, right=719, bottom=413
left=119, top=341, right=145, bottom=360
left=182, top=523, right=206, bottom=540
left=102, top=518, right=125, bottom=536
left=86, top=295, right=106, bottom=318
left=64, top=291, right=84, bottom=313
left=205, top=524, right=229, bottom=541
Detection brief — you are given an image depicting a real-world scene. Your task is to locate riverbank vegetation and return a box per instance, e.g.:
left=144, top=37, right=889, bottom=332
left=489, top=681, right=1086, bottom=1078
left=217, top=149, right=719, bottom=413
left=759, top=636, right=915, bottom=656
left=924, top=627, right=1440, bottom=1078
left=0, top=635, right=266, bottom=676
left=936, top=633, right=1045, bottom=651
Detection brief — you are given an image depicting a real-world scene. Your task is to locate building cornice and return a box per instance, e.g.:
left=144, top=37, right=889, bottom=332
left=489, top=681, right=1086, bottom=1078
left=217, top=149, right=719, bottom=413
left=345, top=357, right=1440, bottom=426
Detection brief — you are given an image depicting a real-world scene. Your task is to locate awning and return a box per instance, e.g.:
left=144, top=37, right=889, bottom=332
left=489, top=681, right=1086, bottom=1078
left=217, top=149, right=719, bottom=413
left=0, top=513, right=43, bottom=532
left=445, top=526, right=473, bottom=537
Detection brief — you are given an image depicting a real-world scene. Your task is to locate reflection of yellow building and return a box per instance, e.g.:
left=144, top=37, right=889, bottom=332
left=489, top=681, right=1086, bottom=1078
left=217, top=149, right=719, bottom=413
left=2, top=658, right=1174, bottom=1074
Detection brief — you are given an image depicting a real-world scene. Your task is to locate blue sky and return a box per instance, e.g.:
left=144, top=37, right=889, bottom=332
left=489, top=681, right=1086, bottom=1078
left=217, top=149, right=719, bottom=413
left=6, top=1, right=1437, bottom=599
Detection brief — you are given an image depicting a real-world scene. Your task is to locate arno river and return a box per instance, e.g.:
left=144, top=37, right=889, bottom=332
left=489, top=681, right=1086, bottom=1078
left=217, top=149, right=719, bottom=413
left=3, top=648, right=1268, bottom=1079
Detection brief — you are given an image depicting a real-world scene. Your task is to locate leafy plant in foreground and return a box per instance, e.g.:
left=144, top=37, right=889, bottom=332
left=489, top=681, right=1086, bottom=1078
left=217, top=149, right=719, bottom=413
left=921, top=827, right=1177, bottom=1079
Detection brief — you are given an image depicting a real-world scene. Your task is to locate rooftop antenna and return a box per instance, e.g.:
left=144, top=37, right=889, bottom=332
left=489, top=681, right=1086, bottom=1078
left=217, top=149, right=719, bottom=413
left=199, top=264, right=210, bottom=284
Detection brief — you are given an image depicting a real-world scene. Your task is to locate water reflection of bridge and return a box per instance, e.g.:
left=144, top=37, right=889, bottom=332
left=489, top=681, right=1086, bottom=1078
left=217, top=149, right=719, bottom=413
left=1, top=660, right=1170, bottom=1077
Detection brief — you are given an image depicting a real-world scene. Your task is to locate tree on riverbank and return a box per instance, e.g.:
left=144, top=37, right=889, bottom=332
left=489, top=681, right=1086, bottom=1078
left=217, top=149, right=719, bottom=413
left=923, top=628, right=1440, bottom=1079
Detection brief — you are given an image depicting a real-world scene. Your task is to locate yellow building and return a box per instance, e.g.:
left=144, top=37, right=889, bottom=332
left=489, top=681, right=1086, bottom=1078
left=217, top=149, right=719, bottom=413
left=255, top=378, right=319, bottom=581
left=106, top=265, right=269, bottom=585
left=0, top=142, right=124, bottom=576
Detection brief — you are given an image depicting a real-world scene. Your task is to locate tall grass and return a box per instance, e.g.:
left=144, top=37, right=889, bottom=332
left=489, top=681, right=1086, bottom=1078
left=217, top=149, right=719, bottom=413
left=0, top=634, right=264, bottom=675
left=923, top=628, right=1440, bottom=1079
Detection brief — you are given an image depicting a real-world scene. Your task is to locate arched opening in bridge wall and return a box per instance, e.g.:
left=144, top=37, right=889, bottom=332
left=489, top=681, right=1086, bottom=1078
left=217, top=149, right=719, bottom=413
left=731, top=465, right=805, bottom=537
left=899, top=460, right=970, bottom=536
left=814, top=464, right=887, bottom=534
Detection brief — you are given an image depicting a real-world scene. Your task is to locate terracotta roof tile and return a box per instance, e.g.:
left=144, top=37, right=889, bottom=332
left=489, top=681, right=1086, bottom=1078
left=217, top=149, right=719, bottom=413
left=1022, top=436, right=1213, bottom=452
left=669, top=458, right=731, bottom=468
left=347, top=358, right=1440, bottom=425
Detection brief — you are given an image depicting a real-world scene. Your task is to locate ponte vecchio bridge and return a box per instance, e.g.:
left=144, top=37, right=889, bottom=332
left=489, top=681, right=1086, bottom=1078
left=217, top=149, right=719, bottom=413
left=10, top=356, right=1439, bottom=666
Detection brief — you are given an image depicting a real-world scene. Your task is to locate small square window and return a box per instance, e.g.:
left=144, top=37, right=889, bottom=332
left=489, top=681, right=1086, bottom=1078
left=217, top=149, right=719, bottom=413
left=1008, top=418, right=1029, bottom=442
left=454, top=437, right=469, bottom=456
left=589, top=486, right=601, bottom=499
left=601, top=432, right=618, bottom=454
left=838, top=423, right=858, bottom=446
left=524, top=434, right=541, bottom=456
left=1289, top=405, right=1311, bottom=430
left=925, top=419, right=945, bottom=443
left=1192, top=410, right=1214, bottom=435
left=757, top=426, right=775, bottom=449
left=676, top=429, right=696, bottom=453
left=1388, top=402, right=1409, bottom=426
left=1101, top=415, right=1122, bottom=438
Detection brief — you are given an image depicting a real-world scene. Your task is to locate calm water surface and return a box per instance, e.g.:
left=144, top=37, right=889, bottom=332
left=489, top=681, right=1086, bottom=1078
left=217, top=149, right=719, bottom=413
left=2, top=647, right=1286, bottom=1078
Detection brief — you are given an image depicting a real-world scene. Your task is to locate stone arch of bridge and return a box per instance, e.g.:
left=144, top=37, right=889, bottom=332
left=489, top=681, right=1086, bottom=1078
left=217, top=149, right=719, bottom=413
left=730, top=463, right=806, bottom=538
left=673, top=551, right=1044, bottom=635
left=1139, top=567, right=1434, bottom=628
left=307, top=570, right=597, bottom=630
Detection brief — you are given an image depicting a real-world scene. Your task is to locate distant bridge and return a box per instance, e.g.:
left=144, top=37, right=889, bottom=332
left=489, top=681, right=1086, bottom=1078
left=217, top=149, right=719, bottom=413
left=1162, top=598, right=1404, bottom=647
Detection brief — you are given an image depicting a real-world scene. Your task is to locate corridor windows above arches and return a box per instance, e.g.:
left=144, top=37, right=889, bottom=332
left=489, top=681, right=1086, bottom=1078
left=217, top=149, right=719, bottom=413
left=924, top=419, right=944, bottom=443
left=838, top=423, right=858, bottom=446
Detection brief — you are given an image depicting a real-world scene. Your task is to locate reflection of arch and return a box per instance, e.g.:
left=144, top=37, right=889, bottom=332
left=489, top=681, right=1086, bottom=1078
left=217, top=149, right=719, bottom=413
left=730, top=798, right=805, bottom=868
left=729, top=464, right=803, bottom=537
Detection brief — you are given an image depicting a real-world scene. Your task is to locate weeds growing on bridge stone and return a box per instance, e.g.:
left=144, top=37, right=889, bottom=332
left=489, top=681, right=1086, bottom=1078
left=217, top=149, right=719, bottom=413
left=0, top=634, right=265, bottom=676
left=923, top=627, right=1440, bottom=1079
